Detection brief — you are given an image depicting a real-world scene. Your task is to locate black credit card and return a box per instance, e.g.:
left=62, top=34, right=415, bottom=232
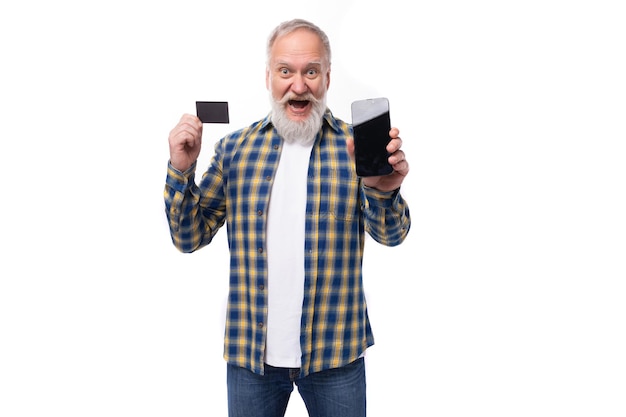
left=196, top=101, right=229, bottom=123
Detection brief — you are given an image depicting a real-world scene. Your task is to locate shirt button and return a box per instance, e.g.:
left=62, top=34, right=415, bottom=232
left=257, top=210, right=263, bottom=216
left=258, top=247, right=263, bottom=254
left=259, top=284, right=265, bottom=290
left=265, top=176, right=271, bottom=181
left=258, top=322, right=264, bottom=328
left=273, top=144, right=279, bottom=150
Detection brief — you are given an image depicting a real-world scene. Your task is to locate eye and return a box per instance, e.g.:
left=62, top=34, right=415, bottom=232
left=279, top=68, right=290, bottom=76
left=306, top=68, right=318, bottom=77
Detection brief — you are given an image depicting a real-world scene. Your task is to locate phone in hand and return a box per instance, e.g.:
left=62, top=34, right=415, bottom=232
left=351, top=97, right=393, bottom=177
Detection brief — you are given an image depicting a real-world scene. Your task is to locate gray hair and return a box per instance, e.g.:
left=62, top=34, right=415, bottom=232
left=266, top=19, right=332, bottom=69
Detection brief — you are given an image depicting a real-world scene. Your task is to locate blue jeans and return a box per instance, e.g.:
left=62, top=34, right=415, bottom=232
left=227, top=358, right=366, bottom=417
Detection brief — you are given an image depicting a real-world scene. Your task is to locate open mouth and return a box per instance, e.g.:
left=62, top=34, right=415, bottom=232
left=288, top=99, right=310, bottom=109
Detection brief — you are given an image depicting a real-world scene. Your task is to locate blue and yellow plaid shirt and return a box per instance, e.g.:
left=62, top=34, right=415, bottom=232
left=164, top=109, right=411, bottom=376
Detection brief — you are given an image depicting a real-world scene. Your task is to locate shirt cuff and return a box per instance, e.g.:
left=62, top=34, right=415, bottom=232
left=166, top=161, right=197, bottom=193
left=361, top=185, right=400, bottom=209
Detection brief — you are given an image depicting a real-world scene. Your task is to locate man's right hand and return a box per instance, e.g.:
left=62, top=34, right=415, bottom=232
left=168, top=114, right=203, bottom=172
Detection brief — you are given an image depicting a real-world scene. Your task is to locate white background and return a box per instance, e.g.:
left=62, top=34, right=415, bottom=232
left=1, top=0, right=625, bottom=416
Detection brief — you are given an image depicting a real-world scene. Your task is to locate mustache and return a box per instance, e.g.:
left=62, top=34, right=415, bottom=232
left=277, top=92, right=319, bottom=105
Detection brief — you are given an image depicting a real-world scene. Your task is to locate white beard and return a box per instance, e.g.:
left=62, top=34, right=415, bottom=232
left=269, top=90, right=327, bottom=146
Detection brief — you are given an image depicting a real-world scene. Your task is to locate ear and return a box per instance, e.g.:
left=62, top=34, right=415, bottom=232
left=266, top=68, right=270, bottom=90
left=326, top=69, right=331, bottom=90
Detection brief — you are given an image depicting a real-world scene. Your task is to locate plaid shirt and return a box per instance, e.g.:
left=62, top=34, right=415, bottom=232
left=164, top=110, right=411, bottom=376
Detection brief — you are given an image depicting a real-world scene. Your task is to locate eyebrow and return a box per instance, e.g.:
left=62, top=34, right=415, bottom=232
left=273, top=60, right=323, bottom=67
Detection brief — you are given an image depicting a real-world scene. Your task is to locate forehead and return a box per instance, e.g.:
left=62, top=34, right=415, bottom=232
left=270, top=28, right=325, bottom=65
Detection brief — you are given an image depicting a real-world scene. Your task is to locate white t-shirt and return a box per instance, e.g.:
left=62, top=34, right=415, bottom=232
left=264, top=140, right=313, bottom=368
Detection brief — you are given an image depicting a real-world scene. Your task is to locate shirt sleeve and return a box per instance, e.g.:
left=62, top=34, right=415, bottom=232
left=360, top=185, right=411, bottom=246
left=163, top=142, right=228, bottom=253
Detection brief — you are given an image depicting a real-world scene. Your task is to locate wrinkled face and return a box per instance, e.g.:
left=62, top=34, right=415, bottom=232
left=266, top=28, right=330, bottom=122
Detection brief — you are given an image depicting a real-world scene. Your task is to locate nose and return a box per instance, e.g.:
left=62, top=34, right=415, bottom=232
left=291, top=74, right=308, bottom=95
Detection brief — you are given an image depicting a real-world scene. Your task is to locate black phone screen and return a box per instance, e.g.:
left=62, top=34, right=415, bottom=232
left=352, top=99, right=392, bottom=177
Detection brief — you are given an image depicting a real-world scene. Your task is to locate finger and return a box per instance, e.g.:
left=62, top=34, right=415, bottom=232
left=179, top=118, right=203, bottom=134
left=173, top=115, right=202, bottom=137
left=170, top=127, right=197, bottom=148
left=386, top=136, right=402, bottom=153
left=392, top=158, right=409, bottom=176
left=345, top=137, right=355, bottom=158
left=388, top=150, right=405, bottom=166
left=169, top=125, right=201, bottom=152
left=180, top=113, right=202, bottom=126
left=176, top=114, right=203, bottom=136
left=178, top=122, right=202, bottom=138
left=390, top=155, right=409, bottom=176
left=170, top=115, right=200, bottom=135
left=177, top=129, right=201, bottom=148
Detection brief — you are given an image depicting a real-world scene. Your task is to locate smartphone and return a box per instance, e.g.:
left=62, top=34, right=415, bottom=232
left=351, top=97, right=393, bottom=177
left=196, top=101, right=229, bottom=123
